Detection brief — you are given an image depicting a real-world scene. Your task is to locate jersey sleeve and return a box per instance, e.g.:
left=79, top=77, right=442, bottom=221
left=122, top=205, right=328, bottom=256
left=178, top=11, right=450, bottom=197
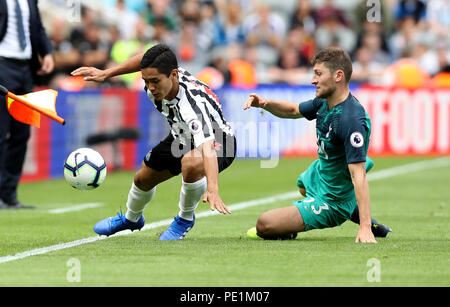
left=337, top=110, right=369, bottom=164
left=298, top=98, right=321, bottom=120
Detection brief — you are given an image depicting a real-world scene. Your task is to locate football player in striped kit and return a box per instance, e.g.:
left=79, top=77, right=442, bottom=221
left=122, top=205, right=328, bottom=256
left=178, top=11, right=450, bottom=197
left=72, top=44, right=236, bottom=240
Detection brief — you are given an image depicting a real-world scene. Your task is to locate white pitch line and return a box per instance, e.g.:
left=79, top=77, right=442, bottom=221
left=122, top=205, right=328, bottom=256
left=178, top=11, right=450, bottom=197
left=366, top=157, right=450, bottom=181
left=47, top=203, right=104, bottom=214
left=0, top=237, right=107, bottom=264
left=0, top=194, right=300, bottom=265
left=1, top=157, right=450, bottom=265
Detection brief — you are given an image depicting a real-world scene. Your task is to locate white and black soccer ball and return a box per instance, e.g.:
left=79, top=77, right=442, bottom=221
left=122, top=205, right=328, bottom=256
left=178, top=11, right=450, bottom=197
left=64, top=148, right=107, bottom=190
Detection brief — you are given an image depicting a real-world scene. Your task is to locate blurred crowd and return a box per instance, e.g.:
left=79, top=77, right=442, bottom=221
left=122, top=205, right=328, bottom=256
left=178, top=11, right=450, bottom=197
left=37, top=0, right=450, bottom=90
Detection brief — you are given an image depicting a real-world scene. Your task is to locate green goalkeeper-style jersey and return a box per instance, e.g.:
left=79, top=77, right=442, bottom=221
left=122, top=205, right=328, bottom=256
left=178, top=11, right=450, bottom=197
left=298, top=93, right=371, bottom=204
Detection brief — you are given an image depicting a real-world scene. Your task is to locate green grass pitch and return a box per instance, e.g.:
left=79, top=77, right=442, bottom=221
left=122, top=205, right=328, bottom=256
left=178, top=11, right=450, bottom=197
left=0, top=157, right=449, bottom=286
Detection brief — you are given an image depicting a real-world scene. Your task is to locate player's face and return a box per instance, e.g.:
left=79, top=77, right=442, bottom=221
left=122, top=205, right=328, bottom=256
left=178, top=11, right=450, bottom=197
left=141, top=67, right=178, bottom=100
left=311, top=63, right=336, bottom=99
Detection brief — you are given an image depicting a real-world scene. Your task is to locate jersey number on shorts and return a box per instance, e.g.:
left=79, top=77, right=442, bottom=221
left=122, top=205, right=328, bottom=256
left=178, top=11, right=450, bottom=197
left=304, top=198, right=330, bottom=215
left=312, top=202, right=329, bottom=215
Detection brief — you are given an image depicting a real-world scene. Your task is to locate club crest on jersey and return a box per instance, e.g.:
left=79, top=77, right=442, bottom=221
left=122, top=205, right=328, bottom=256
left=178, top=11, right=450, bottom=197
left=188, top=119, right=202, bottom=134
left=350, top=132, right=364, bottom=148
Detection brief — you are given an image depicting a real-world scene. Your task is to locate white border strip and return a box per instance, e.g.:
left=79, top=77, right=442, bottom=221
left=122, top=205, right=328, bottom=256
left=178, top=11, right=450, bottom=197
left=1, top=157, right=450, bottom=264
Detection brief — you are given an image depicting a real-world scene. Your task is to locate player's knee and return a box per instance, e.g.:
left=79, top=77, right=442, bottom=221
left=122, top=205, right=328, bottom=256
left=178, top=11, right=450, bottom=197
left=256, top=213, right=274, bottom=236
left=134, top=171, right=150, bottom=191
left=133, top=167, right=157, bottom=191
left=181, top=158, right=204, bottom=183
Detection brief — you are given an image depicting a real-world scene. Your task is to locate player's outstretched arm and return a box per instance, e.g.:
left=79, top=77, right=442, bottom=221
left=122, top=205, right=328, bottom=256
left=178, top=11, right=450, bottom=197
left=71, top=52, right=145, bottom=82
left=243, top=93, right=303, bottom=119
left=348, top=162, right=377, bottom=243
left=200, top=140, right=231, bottom=215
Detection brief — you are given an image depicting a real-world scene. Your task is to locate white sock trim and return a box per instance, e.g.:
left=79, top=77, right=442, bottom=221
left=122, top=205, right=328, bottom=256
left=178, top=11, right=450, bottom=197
left=125, top=183, right=155, bottom=222
left=178, top=177, right=207, bottom=221
left=181, top=176, right=207, bottom=190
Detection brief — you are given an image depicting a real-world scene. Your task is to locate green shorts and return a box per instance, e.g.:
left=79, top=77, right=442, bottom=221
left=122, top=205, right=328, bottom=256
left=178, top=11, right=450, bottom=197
left=293, top=197, right=356, bottom=231
left=293, top=157, right=375, bottom=231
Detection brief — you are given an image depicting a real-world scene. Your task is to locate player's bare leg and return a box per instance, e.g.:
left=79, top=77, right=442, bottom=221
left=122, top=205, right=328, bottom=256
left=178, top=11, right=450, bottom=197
left=256, top=206, right=305, bottom=240
left=181, top=148, right=205, bottom=183
left=178, top=149, right=208, bottom=220
left=159, top=148, right=207, bottom=240
left=93, top=163, right=174, bottom=236
left=299, top=164, right=391, bottom=238
left=182, top=147, right=231, bottom=214
left=134, top=162, right=174, bottom=191
left=125, top=162, right=174, bottom=222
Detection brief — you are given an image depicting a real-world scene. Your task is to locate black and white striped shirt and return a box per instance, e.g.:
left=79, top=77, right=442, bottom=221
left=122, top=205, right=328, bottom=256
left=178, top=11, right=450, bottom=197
left=145, top=67, right=234, bottom=149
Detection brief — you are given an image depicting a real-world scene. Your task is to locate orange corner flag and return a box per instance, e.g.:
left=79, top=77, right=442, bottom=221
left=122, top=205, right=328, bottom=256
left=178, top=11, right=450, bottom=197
left=1, top=85, right=65, bottom=128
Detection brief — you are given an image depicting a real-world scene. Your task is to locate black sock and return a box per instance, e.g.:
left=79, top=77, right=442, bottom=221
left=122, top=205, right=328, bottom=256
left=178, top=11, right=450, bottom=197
left=350, top=206, right=360, bottom=224
left=350, top=206, right=377, bottom=225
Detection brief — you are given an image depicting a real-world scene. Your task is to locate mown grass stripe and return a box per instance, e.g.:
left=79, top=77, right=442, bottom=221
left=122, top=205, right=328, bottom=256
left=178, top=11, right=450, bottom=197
left=1, top=157, right=449, bottom=265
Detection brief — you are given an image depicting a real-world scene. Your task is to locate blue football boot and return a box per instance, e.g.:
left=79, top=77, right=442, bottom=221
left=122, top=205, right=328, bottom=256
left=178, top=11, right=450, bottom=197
left=159, top=215, right=195, bottom=240
left=94, top=210, right=145, bottom=236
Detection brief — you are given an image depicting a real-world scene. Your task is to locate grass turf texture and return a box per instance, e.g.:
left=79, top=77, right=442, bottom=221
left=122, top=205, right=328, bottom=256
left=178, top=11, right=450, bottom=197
left=0, top=157, right=449, bottom=286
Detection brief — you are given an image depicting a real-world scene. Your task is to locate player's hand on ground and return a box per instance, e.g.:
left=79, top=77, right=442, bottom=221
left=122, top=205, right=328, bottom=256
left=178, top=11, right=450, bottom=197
left=355, top=227, right=377, bottom=243
left=243, top=93, right=266, bottom=110
left=202, top=190, right=231, bottom=214
left=71, top=67, right=108, bottom=82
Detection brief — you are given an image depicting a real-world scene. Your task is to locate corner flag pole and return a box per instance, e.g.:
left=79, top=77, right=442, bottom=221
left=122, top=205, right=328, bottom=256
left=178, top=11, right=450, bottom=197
left=0, top=84, right=65, bottom=125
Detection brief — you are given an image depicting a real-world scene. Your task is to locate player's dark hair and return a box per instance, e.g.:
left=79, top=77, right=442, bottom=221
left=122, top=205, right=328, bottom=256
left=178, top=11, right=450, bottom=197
left=140, top=44, right=178, bottom=76
left=312, top=47, right=352, bottom=83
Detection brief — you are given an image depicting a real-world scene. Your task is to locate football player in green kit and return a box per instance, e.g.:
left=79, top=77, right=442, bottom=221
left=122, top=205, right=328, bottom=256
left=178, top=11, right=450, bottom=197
left=243, top=47, right=391, bottom=243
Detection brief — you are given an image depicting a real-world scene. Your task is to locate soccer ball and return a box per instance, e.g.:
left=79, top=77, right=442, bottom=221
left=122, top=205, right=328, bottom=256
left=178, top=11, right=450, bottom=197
left=64, top=148, right=107, bottom=190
